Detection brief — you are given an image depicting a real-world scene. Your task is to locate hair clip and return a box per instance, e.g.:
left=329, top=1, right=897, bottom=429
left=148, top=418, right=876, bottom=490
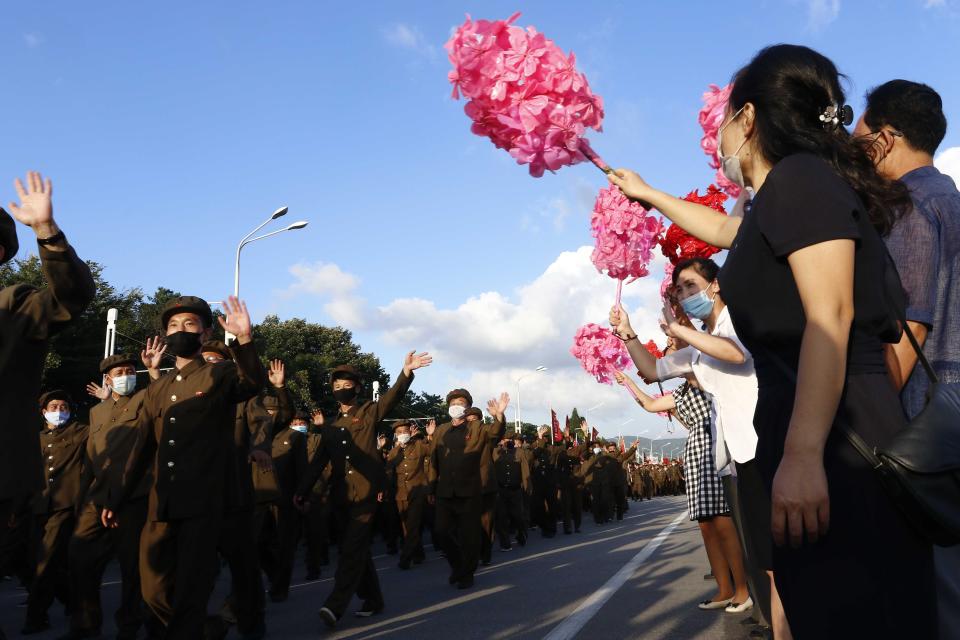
left=819, top=104, right=854, bottom=129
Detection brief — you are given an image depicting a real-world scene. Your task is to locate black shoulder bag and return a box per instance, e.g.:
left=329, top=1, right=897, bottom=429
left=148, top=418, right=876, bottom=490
left=766, top=320, right=960, bottom=547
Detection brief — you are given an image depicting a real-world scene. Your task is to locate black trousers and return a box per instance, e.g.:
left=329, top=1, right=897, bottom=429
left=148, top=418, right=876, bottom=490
left=70, top=499, right=148, bottom=637
left=434, top=495, right=482, bottom=581
left=217, top=507, right=265, bottom=634
left=531, top=481, right=558, bottom=535
left=613, top=485, right=627, bottom=520
left=479, top=492, right=497, bottom=564
left=324, top=500, right=382, bottom=617
left=396, top=492, right=427, bottom=564
left=495, top=487, right=525, bottom=548
left=254, top=501, right=300, bottom=597
left=559, top=484, right=582, bottom=533
left=590, top=483, right=612, bottom=523
left=140, top=514, right=221, bottom=639
left=304, top=499, right=330, bottom=573
left=25, top=508, right=74, bottom=625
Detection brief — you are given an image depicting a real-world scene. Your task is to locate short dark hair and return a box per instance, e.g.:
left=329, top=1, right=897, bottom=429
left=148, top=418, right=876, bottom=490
left=672, top=257, right=720, bottom=286
left=864, top=80, right=947, bottom=156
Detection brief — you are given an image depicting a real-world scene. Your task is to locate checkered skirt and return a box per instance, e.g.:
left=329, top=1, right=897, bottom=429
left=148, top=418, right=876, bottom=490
left=672, top=382, right=729, bottom=520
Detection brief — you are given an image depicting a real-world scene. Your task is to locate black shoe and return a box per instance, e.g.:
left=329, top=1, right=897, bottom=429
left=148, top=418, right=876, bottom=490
left=21, top=618, right=50, bottom=635
left=481, top=558, right=491, bottom=567
left=318, top=607, right=338, bottom=628
left=448, top=571, right=460, bottom=585
left=563, top=529, right=572, bottom=535
left=500, top=545, right=513, bottom=552
left=456, top=575, right=474, bottom=590
left=397, top=558, right=411, bottom=570
left=354, top=600, right=384, bottom=618
left=517, top=533, right=527, bottom=547
left=541, top=531, right=555, bottom=538
left=574, top=528, right=581, bottom=533
left=305, top=569, right=321, bottom=581
left=268, top=590, right=288, bottom=603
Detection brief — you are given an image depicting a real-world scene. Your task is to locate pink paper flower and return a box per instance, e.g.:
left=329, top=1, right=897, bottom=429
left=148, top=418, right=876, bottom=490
left=570, top=323, right=632, bottom=385
left=651, top=391, right=671, bottom=419
left=446, top=13, right=605, bottom=177
left=590, top=185, right=664, bottom=282
left=660, top=262, right=675, bottom=300
left=698, top=83, right=742, bottom=198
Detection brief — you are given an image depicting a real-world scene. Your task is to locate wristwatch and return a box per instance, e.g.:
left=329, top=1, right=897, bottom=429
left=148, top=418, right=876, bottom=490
left=36, top=230, right=65, bottom=246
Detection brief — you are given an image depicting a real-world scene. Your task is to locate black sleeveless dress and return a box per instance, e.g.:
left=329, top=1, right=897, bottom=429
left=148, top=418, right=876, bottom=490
left=718, top=154, right=936, bottom=639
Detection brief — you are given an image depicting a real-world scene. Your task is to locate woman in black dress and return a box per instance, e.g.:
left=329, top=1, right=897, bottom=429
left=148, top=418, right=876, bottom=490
left=608, top=45, right=936, bottom=639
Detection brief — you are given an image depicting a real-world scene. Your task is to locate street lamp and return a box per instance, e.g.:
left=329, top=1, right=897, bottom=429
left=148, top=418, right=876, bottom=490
left=515, top=365, right=547, bottom=433
left=227, top=206, right=309, bottom=341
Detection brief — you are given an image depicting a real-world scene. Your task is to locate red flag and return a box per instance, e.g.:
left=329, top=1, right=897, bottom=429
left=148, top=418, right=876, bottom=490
left=619, top=435, right=626, bottom=453
left=551, top=410, right=563, bottom=444
left=591, top=427, right=599, bottom=441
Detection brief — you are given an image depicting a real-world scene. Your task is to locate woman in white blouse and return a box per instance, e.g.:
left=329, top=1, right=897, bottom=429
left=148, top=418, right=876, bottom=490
left=610, top=257, right=780, bottom=628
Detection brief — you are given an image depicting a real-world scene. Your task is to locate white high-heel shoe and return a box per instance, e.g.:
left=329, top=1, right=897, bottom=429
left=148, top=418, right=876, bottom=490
left=725, top=597, right=754, bottom=613
left=698, top=598, right=734, bottom=610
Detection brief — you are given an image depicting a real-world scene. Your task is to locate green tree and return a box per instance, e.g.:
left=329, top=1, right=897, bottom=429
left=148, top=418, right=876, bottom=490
left=253, top=315, right=388, bottom=413
left=569, top=407, right=582, bottom=439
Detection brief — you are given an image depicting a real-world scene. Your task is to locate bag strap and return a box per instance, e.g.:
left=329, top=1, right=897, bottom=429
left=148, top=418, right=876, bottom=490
left=763, top=348, right=885, bottom=469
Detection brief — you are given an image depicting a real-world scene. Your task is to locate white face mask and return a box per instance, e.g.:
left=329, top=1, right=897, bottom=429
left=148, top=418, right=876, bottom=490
left=291, top=424, right=308, bottom=434
left=448, top=405, right=466, bottom=420
left=397, top=433, right=411, bottom=445
left=592, top=447, right=602, bottom=455
left=111, top=374, right=137, bottom=396
left=717, top=106, right=747, bottom=188
left=45, top=411, right=70, bottom=427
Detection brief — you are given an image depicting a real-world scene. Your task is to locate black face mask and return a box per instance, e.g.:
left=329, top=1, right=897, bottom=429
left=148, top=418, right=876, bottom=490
left=506, top=441, right=516, bottom=450
left=332, top=387, right=359, bottom=404
left=165, top=331, right=202, bottom=358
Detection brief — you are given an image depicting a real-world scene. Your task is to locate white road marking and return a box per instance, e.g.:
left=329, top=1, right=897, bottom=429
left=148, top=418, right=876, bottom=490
left=541, top=510, right=688, bottom=640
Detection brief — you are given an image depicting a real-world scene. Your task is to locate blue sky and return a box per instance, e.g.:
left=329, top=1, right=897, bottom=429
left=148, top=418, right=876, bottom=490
left=4, top=0, right=959, bottom=438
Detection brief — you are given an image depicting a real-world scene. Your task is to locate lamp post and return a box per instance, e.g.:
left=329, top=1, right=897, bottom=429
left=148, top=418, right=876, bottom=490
left=515, top=366, right=547, bottom=434
left=226, top=206, right=308, bottom=341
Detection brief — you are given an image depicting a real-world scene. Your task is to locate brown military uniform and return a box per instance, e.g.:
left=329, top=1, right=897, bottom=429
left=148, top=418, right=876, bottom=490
left=386, top=436, right=431, bottom=566
left=0, top=241, right=94, bottom=503
left=558, top=444, right=584, bottom=534
left=297, top=370, right=414, bottom=618
left=26, top=418, right=88, bottom=627
left=70, top=385, right=151, bottom=638
left=530, top=439, right=561, bottom=536
left=492, top=445, right=529, bottom=549
left=119, top=340, right=263, bottom=637
left=254, top=421, right=307, bottom=599
left=303, top=428, right=331, bottom=576
left=429, top=416, right=505, bottom=583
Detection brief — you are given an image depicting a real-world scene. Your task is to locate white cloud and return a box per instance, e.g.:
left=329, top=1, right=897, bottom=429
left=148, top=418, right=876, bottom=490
left=805, top=0, right=841, bottom=31
left=382, top=23, right=436, bottom=60
left=935, top=146, right=960, bottom=185
left=924, top=0, right=946, bottom=8
left=279, top=247, right=682, bottom=438
left=23, top=33, right=44, bottom=47
left=521, top=197, right=574, bottom=234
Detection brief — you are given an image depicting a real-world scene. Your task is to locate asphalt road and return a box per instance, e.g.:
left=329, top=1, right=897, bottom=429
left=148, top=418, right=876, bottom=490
left=1, top=495, right=762, bottom=639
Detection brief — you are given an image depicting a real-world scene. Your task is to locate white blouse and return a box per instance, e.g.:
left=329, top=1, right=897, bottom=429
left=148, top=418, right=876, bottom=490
left=655, top=306, right=759, bottom=473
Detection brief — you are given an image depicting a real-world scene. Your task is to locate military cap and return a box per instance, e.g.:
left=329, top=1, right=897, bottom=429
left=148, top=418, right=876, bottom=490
left=261, top=395, right=280, bottom=410
left=330, top=364, right=362, bottom=383
left=464, top=407, right=483, bottom=420
left=200, top=340, right=232, bottom=360
left=39, top=389, right=73, bottom=409
left=159, top=295, right=213, bottom=329
left=99, top=353, right=138, bottom=375
left=393, top=420, right=413, bottom=430
left=0, top=208, right=18, bottom=265
left=446, top=388, right=473, bottom=406
left=292, top=410, right=311, bottom=422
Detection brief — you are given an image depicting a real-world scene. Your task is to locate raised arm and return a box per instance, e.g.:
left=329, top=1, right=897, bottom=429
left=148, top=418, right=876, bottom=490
left=484, top=393, right=510, bottom=442
left=220, top=296, right=266, bottom=403
left=661, top=303, right=745, bottom=364
left=367, top=350, right=433, bottom=425
left=614, top=371, right=677, bottom=414
left=607, top=168, right=740, bottom=249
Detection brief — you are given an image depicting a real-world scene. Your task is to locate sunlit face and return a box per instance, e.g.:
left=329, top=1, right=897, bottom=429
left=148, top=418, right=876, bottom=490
left=465, top=413, right=480, bottom=423
left=167, top=312, right=209, bottom=337
left=332, top=378, right=357, bottom=391
left=107, top=364, right=136, bottom=383
left=291, top=419, right=309, bottom=429
left=43, top=399, right=69, bottom=414
left=395, top=425, right=411, bottom=436
left=449, top=397, right=469, bottom=409
left=674, top=267, right=718, bottom=303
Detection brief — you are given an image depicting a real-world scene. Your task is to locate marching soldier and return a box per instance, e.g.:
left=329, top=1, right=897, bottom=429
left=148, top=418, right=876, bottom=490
left=23, top=391, right=88, bottom=635
left=102, top=295, right=264, bottom=638
left=492, top=438, right=529, bottom=551
left=66, top=350, right=162, bottom=640
left=429, top=390, right=509, bottom=589
left=604, top=442, right=638, bottom=521
left=0, top=173, right=95, bottom=638
left=385, top=421, right=431, bottom=570
left=254, top=408, right=308, bottom=602
left=302, top=410, right=331, bottom=580
left=530, top=430, right=560, bottom=537
left=295, top=352, right=432, bottom=628
left=558, top=439, right=584, bottom=534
